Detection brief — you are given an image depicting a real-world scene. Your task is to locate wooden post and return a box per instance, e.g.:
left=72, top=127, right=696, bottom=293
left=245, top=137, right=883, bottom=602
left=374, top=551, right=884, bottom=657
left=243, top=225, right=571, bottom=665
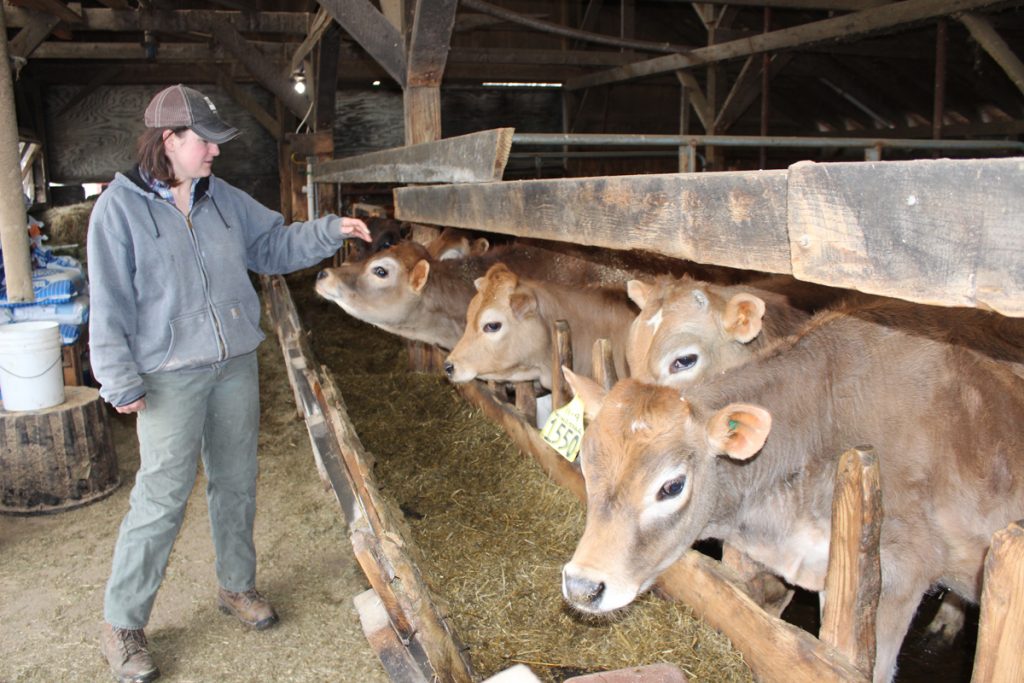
left=550, top=320, right=573, bottom=410
left=0, top=4, right=33, bottom=304
left=820, top=446, right=882, bottom=677
left=514, top=381, right=536, bottom=425
left=591, top=338, right=617, bottom=390
left=972, top=519, right=1024, bottom=683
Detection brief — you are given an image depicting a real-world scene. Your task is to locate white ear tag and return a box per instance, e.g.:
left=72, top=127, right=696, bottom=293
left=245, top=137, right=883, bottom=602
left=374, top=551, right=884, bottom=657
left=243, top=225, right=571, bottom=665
left=540, top=395, right=585, bottom=462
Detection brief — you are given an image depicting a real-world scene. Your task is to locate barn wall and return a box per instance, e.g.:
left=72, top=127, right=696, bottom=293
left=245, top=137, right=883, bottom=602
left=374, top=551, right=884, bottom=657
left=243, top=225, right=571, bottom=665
left=44, top=84, right=278, bottom=204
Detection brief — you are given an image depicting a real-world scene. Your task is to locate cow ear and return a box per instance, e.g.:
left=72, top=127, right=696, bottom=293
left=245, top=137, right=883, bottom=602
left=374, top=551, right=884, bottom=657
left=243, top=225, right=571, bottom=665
left=723, top=293, right=766, bottom=343
left=471, top=237, right=490, bottom=255
left=409, top=259, right=430, bottom=294
left=627, top=280, right=652, bottom=308
left=509, top=291, right=537, bottom=319
left=706, top=403, right=771, bottom=460
left=484, top=262, right=511, bottom=278
left=473, top=276, right=487, bottom=291
left=563, top=366, right=606, bottom=420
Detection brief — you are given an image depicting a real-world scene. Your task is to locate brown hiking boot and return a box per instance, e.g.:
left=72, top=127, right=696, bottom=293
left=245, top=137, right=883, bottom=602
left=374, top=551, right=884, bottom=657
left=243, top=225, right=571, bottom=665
left=217, top=586, right=279, bottom=630
left=99, top=622, right=160, bottom=683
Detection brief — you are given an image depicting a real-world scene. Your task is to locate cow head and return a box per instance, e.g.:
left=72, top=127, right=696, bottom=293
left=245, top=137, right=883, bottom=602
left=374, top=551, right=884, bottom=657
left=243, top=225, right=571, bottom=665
left=315, top=241, right=433, bottom=335
left=444, top=262, right=550, bottom=385
left=626, top=278, right=766, bottom=390
left=426, top=227, right=491, bottom=261
left=560, top=369, right=771, bottom=615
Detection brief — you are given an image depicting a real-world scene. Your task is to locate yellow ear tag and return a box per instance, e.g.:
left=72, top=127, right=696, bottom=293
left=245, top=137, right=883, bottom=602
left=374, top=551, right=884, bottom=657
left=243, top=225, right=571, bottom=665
left=540, top=395, right=585, bottom=462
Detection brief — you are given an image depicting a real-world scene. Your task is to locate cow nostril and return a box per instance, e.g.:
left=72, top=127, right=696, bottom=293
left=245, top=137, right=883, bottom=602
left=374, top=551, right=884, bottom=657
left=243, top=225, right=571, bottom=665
left=443, top=361, right=455, bottom=377
left=316, top=270, right=328, bottom=280
left=590, top=581, right=606, bottom=603
left=565, top=573, right=606, bottom=605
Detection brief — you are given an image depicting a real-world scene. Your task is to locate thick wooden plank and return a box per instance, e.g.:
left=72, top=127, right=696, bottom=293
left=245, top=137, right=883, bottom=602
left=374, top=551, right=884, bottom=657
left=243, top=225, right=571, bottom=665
left=4, top=7, right=309, bottom=33
left=551, top=320, right=573, bottom=410
left=788, top=157, right=1024, bottom=317
left=972, top=520, right=1024, bottom=683
left=403, top=85, right=442, bottom=146
left=820, top=447, right=881, bottom=677
left=319, top=0, right=407, bottom=88
left=354, top=588, right=431, bottom=683
left=8, top=8, right=60, bottom=59
left=314, top=127, right=514, bottom=184
left=7, top=0, right=82, bottom=24
left=566, top=0, right=1006, bottom=90
left=395, top=170, right=793, bottom=274
left=960, top=14, right=1024, bottom=97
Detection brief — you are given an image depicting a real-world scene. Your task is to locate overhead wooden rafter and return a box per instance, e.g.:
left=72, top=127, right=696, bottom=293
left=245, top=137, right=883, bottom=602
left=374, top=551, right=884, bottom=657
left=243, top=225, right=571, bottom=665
left=960, top=13, right=1024, bottom=97
left=566, top=0, right=1009, bottom=90
left=3, top=7, right=309, bottom=34
left=6, top=0, right=82, bottom=25
left=714, top=53, right=794, bottom=132
left=7, top=7, right=61, bottom=60
left=208, top=17, right=310, bottom=120
left=317, top=0, right=407, bottom=88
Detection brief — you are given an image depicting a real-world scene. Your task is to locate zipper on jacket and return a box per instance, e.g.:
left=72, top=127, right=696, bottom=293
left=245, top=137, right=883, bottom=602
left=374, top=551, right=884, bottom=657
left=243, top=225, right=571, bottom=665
left=184, top=206, right=228, bottom=361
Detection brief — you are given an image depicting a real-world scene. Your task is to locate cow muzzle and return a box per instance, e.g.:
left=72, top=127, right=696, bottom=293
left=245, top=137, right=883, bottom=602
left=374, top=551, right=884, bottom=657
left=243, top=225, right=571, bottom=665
left=561, top=562, right=638, bottom=614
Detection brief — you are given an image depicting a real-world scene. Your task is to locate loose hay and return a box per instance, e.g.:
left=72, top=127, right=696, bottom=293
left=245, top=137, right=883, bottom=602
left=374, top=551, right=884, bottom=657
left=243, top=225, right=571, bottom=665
left=38, top=199, right=96, bottom=248
left=289, top=271, right=753, bottom=683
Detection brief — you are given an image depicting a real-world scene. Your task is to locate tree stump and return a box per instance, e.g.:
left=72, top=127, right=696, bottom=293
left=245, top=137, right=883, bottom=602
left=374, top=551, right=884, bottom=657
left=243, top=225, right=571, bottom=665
left=1, top=385, right=120, bottom=515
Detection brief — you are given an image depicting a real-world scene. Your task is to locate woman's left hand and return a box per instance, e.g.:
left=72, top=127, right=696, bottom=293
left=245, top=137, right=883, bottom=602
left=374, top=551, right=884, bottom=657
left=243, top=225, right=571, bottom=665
left=340, top=217, right=371, bottom=242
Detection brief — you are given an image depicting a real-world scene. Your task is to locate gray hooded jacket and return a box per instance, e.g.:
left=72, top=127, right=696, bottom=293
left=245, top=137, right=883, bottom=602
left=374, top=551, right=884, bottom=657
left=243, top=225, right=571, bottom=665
left=88, top=168, right=347, bottom=407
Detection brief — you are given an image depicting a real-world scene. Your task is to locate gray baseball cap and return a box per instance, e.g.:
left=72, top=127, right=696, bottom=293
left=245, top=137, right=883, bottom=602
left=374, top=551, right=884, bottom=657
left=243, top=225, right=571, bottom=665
left=144, top=84, right=241, bottom=144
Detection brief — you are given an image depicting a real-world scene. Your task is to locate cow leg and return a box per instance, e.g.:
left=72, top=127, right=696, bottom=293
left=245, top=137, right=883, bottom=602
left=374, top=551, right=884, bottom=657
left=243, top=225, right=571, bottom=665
left=922, top=591, right=965, bottom=645
left=872, top=579, right=930, bottom=683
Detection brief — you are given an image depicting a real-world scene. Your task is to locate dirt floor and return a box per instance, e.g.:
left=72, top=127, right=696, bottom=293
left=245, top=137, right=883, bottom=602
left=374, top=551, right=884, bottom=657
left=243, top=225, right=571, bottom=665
left=0, top=305, right=389, bottom=683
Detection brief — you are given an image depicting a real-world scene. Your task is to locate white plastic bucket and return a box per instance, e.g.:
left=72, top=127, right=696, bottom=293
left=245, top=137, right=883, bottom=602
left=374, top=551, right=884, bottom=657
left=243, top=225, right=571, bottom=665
left=0, top=321, right=65, bottom=411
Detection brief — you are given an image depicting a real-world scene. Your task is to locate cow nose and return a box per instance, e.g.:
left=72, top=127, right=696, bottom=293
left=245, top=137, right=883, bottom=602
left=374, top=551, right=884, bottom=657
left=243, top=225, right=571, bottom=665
left=316, top=270, right=328, bottom=281
left=443, top=361, right=455, bottom=377
left=563, top=571, right=605, bottom=607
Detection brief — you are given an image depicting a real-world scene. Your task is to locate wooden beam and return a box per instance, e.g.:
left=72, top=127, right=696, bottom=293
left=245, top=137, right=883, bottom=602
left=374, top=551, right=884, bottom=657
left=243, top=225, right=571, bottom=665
left=675, top=70, right=713, bottom=131
left=318, top=0, right=407, bottom=88
left=7, top=8, right=60, bottom=59
left=972, top=520, right=1024, bottom=683
left=403, top=84, right=441, bottom=145
left=92, top=0, right=130, bottom=8
left=715, top=53, right=794, bottom=133
left=207, top=68, right=281, bottom=141
left=670, top=0, right=885, bottom=8
left=3, top=7, right=309, bottom=34
left=29, top=40, right=291, bottom=62
left=960, top=13, right=1024, bottom=97
left=7, top=0, right=82, bottom=24
left=314, top=24, right=341, bottom=132
left=395, top=169, right=793, bottom=274
left=313, top=127, right=513, bottom=184
left=788, top=157, right=1024, bottom=317
left=406, top=0, right=458, bottom=86
left=566, top=0, right=1007, bottom=90
left=208, top=18, right=311, bottom=120
left=289, top=6, right=332, bottom=75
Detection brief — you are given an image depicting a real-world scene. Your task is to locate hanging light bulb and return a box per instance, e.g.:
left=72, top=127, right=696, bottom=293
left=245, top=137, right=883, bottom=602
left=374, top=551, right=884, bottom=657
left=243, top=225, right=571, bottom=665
left=292, top=66, right=306, bottom=94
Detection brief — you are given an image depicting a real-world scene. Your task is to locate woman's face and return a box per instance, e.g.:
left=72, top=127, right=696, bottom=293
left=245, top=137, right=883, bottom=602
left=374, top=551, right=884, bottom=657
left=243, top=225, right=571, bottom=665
left=164, top=129, right=220, bottom=182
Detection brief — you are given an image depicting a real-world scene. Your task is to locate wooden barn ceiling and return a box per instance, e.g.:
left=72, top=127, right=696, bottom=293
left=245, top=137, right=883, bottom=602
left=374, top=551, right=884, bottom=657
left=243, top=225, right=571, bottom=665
left=5, top=0, right=1024, bottom=140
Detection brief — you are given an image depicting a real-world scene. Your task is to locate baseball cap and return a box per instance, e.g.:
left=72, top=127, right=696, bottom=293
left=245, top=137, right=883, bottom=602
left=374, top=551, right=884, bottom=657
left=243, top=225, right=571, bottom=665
left=144, top=84, right=241, bottom=144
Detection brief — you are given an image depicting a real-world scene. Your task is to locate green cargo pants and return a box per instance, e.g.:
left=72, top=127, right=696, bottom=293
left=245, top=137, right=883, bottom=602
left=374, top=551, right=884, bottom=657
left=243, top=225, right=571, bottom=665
left=104, top=351, right=260, bottom=629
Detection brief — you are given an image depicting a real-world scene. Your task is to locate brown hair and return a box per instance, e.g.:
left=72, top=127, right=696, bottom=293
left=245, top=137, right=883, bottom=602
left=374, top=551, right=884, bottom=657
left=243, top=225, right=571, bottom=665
left=136, top=127, right=188, bottom=187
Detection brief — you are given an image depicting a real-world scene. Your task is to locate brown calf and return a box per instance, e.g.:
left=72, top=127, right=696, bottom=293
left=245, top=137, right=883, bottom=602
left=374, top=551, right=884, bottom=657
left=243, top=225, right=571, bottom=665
left=315, top=241, right=638, bottom=350
left=425, top=227, right=492, bottom=261
left=444, top=263, right=637, bottom=388
left=562, top=300, right=1024, bottom=683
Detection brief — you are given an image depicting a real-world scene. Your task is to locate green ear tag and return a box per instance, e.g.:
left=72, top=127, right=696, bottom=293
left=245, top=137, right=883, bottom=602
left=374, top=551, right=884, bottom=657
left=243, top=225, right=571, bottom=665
left=728, top=418, right=738, bottom=431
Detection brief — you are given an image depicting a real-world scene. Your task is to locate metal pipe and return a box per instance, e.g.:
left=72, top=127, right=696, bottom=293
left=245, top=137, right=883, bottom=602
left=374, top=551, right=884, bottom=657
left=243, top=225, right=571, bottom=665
left=511, top=132, right=1024, bottom=151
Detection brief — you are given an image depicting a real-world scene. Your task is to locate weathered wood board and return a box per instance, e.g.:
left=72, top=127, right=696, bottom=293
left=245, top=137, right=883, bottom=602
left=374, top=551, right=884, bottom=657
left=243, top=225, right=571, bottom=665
left=788, top=157, right=1024, bottom=317
left=395, top=170, right=793, bottom=274
left=972, top=520, right=1024, bottom=683
left=45, top=84, right=277, bottom=185
left=313, top=128, right=513, bottom=184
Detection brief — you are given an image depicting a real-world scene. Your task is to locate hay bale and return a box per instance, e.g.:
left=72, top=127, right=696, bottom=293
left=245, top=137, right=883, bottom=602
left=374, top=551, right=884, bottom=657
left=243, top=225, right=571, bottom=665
left=38, top=199, right=96, bottom=247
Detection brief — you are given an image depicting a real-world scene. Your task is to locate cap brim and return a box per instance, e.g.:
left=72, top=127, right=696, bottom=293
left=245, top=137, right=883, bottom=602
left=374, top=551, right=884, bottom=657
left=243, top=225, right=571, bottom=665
left=192, top=122, right=242, bottom=144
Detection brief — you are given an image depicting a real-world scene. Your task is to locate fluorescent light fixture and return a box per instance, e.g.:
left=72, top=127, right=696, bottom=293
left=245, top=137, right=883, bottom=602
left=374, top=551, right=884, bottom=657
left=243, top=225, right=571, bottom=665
left=482, top=81, right=562, bottom=88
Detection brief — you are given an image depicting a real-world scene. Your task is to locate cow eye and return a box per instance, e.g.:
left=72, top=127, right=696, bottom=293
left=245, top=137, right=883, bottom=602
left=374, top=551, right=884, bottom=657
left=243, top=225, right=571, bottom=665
left=657, top=476, right=686, bottom=501
left=372, top=266, right=388, bottom=278
left=670, top=354, right=698, bottom=373
left=483, top=321, right=502, bottom=333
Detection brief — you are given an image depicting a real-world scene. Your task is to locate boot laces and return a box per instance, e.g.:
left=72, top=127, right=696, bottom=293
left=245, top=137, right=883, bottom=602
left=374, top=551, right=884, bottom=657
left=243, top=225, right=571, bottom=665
left=114, top=628, right=148, bottom=660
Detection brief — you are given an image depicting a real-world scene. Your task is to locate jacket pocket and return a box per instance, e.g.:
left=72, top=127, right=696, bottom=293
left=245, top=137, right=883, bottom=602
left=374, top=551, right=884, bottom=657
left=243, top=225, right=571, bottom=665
left=154, top=310, right=221, bottom=372
left=213, top=300, right=265, bottom=357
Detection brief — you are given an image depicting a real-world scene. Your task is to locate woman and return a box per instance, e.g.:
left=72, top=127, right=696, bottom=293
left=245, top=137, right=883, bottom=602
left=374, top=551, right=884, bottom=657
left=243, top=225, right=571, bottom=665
left=88, top=84, right=370, bottom=683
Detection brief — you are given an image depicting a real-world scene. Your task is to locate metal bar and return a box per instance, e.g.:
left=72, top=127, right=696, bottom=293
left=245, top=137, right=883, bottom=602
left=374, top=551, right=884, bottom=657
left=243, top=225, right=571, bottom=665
left=512, top=132, right=1024, bottom=151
